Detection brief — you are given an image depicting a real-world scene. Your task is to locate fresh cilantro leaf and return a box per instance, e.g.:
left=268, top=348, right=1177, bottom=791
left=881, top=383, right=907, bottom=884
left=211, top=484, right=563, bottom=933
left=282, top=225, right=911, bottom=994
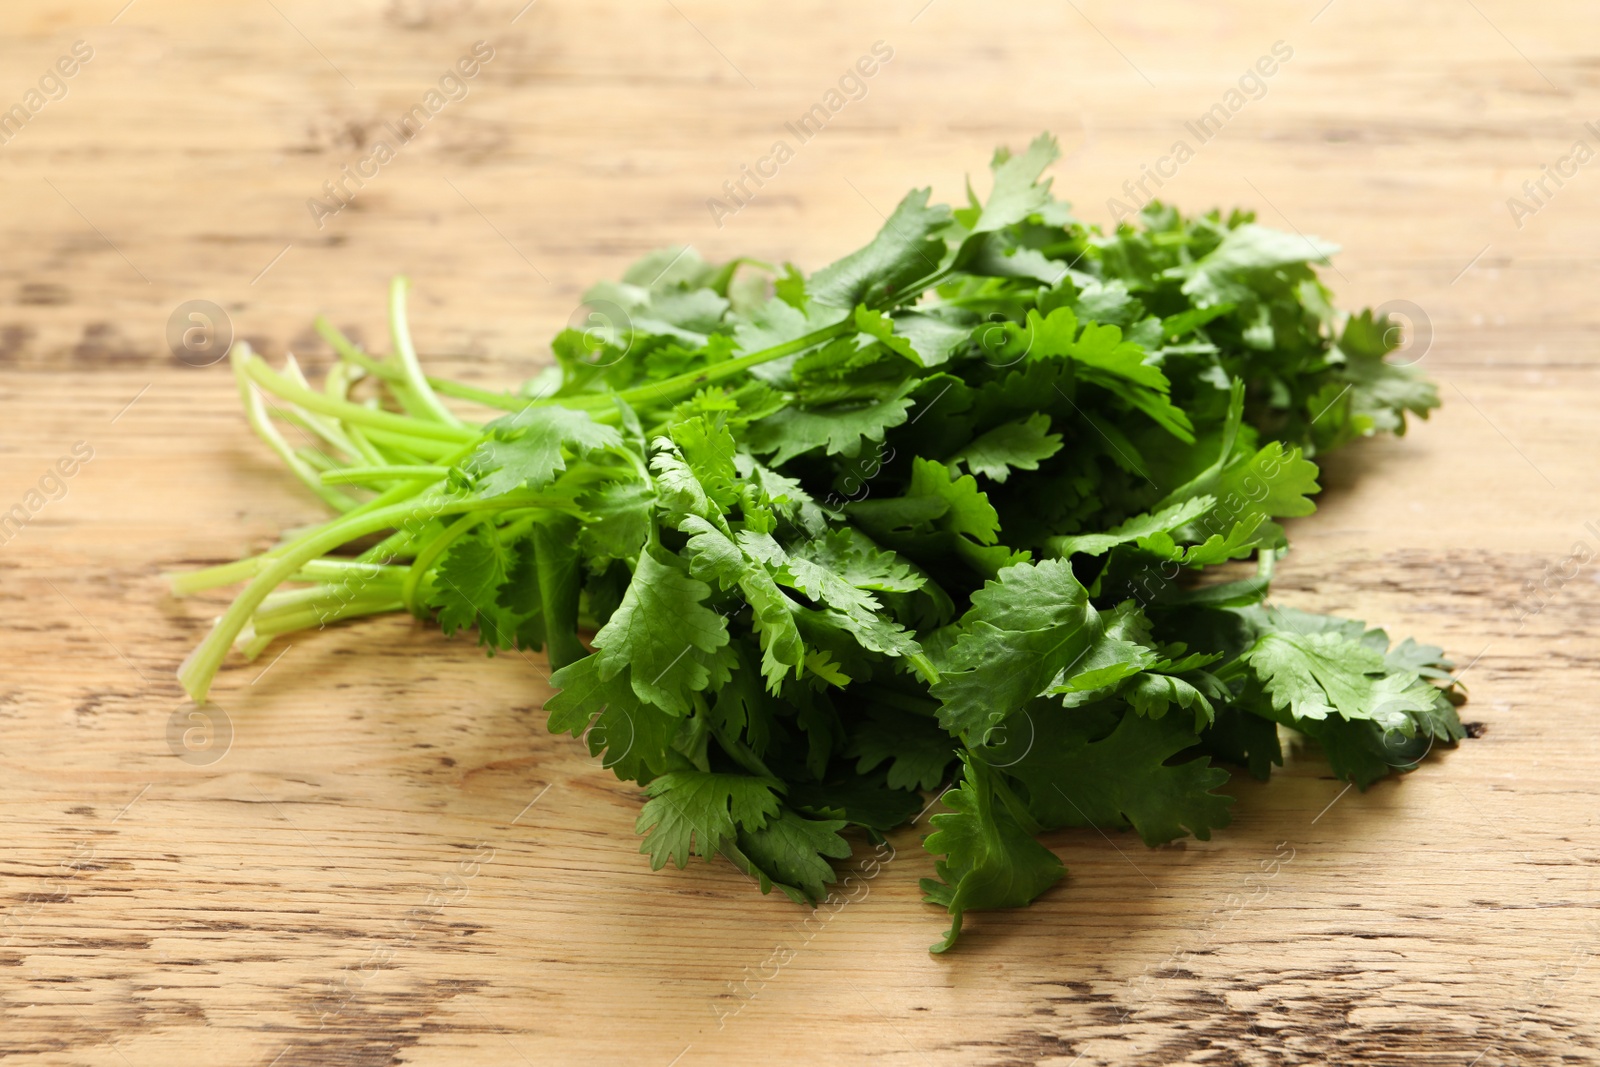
left=1008, top=705, right=1235, bottom=846
left=920, top=757, right=1064, bottom=952
left=960, top=132, right=1061, bottom=235
left=1043, top=600, right=1161, bottom=697
left=650, top=436, right=716, bottom=521
left=1177, top=222, right=1340, bottom=306
left=590, top=547, right=732, bottom=715
left=736, top=454, right=829, bottom=537
left=636, top=770, right=784, bottom=869
left=577, top=481, right=654, bottom=562
left=787, top=770, right=924, bottom=832
left=1332, top=309, right=1440, bottom=440
left=744, top=381, right=919, bottom=466
left=845, top=702, right=956, bottom=791
left=787, top=528, right=925, bottom=594
left=1068, top=278, right=1144, bottom=327
left=997, top=307, right=1194, bottom=442
left=808, top=188, right=952, bottom=310
left=887, top=310, right=973, bottom=368
left=1335, top=352, right=1440, bottom=439
left=1240, top=630, right=1438, bottom=733
left=669, top=415, right=740, bottom=509
left=849, top=458, right=1027, bottom=579
left=1046, top=496, right=1213, bottom=558
left=430, top=523, right=524, bottom=647
left=1137, top=441, right=1321, bottom=566
left=727, top=807, right=852, bottom=905
left=678, top=515, right=805, bottom=691
left=1123, top=670, right=1224, bottom=729
left=950, top=413, right=1063, bottom=483
left=466, top=406, right=622, bottom=496
left=930, top=559, right=1103, bottom=737
left=545, top=652, right=679, bottom=784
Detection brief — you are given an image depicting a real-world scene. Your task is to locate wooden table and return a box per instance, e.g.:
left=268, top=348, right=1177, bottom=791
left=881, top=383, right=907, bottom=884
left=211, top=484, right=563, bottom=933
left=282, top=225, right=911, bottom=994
left=3, top=0, right=1597, bottom=1063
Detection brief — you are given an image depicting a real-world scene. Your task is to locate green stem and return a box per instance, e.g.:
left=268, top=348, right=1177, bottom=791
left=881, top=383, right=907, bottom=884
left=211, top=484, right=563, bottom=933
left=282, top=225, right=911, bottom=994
left=908, top=652, right=943, bottom=687
left=325, top=363, right=391, bottom=467
left=291, top=559, right=409, bottom=584
left=315, top=316, right=402, bottom=383
left=170, top=558, right=262, bottom=596
left=424, top=378, right=625, bottom=427
left=530, top=318, right=855, bottom=416
left=169, top=479, right=444, bottom=596
left=348, top=458, right=483, bottom=562
left=890, top=266, right=956, bottom=304
left=622, top=319, right=854, bottom=408
left=233, top=350, right=361, bottom=513
left=281, top=354, right=372, bottom=462
left=257, top=583, right=380, bottom=619
left=178, top=490, right=562, bottom=700
left=321, top=465, right=451, bottom=487
left=389, top=276, right=464, bottom=427
left=294, top=446, right=339, bottom=473
left=357, top=427, right=459, bottom=461
left=401, top=513, right=484, bottom=615
left=343, top=423, right=393, bottom=466
left=427, top=377, right=536, bottom=412
left=240, top=353, right=479, bottom=444
left=251, top=594, right=406, bottom=640
left=358, top=527, right=420, bottom=564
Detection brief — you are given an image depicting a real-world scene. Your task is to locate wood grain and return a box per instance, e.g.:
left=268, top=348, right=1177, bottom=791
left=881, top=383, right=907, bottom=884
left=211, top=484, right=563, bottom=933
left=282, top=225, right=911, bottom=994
left=2, top=0, right=1599, bottom=1063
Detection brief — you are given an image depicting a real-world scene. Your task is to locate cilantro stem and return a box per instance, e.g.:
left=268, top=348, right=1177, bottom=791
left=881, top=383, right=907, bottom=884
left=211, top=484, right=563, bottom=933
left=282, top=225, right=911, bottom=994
left=238, top=350, right=480, bottom=444
left=525, top=318, right=857, bottom=416
left=170, top=558, right=262, bottom=596
left=320, top=465, right=451, bottom=486
left=401, top=513, right=484, bottom=615
left=170, top=444, right=464, bottom=598
left=178, top=489, right=563, bottom=701
left=612, top=319, right=854, bottom=406
left=403, top=319, right=860, bottom=422
left=251, top=594, right=406, bottom=639
left=257, top=582, right=397, bottom=620
left=315, top=315, right=393, bottom=380
left=889, top=266, right=957, bottom=305
left=389, top=276, right=465, bottom=428
left=323, top=365, right=391, bottom=466
left=908, top=652, right=943, bottom=687
left=236, top=374, right=360, bottom=513
left=280, top=355, right=374, bottom=462
left=357, top=427, right=462, bottom=460
left=357, top=528, right=421, bottom=565
left=293, top=446, right=338, bottom=473
left=1257, top=546, right=1277, bottom=581
left=292, top=560, right=409, bottom=583
left=426, top=377, right=543, bottom=412
left=174, top=558, right=409, bottom=598
left=320, top=330, right=544, bottom=451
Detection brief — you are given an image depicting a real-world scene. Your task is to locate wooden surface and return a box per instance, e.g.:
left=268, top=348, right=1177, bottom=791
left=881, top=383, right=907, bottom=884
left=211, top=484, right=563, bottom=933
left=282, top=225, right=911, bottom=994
left=2, top=0, right=1599, bottom=1063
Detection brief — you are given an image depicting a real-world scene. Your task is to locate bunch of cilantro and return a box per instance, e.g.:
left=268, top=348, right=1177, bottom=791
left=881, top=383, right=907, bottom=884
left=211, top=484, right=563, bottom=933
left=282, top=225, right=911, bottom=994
left=176, top=134, right=1462, bottom=951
